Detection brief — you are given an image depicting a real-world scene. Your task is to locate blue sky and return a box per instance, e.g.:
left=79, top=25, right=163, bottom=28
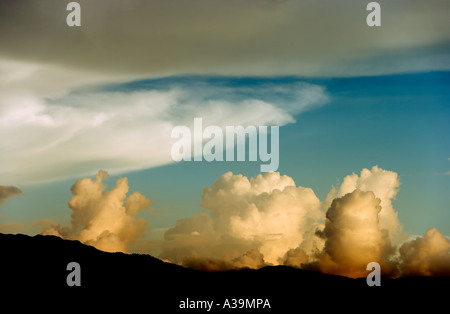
left=1, top=71, right=448, bottom=240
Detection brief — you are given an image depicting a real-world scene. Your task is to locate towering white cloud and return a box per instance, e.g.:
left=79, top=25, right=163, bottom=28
left=315, top=189, right=397, bottom=278
left=160, top=171, right=322, bottom=268
left=34, top=167, right=449, bottom=277
left=43, top=171, right=151, bottom=253
left=324, top=166, right=404, bottom=244
left=160, top=167, right=449, bottom=277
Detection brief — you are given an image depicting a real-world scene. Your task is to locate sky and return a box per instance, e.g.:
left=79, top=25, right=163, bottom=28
left=0, top=0, right=449, bottom=277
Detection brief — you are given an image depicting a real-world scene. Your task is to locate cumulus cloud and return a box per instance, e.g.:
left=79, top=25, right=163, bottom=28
left=159, top=167, right=449, bottom=278
left=399, top=228, right=450, bottom=276
left=160, top=171, right=322, bottom=269
left=160, top=167, right=405, bottom=274
left=324, top=166, right=404, bottom=244
left=282, top=247, right=310, bottom=267
left=0, top=185, right=22, bottom=205
left=314, top=189, right=397, bottom=278
left=17, top=166, right=446, bottom=277
left=42, top=171, right=151, bottom=253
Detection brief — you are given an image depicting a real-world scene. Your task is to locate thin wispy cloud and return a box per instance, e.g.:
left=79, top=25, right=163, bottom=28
left=0, top=63, right=328, bottom=184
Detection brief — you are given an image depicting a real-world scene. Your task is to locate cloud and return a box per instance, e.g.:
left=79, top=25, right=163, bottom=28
left=323, top=166, right=404, bottom=244
left=159, top=166, right=449, bottom=277
left=13, top=166, right=445, bottom=277
left=314, top=189, right=397, bottom=278
left=181, top=250, right=267, bottom=272
left=160, top=171, right=323, bottom=269
left=0, top=65, right=327, bottom=184
left=0, top=219, right=55, bottom=234
left=282, top=247, right=310, bottom=267
left=36, top=167, right=446, bottom=277
left=0, top=0, right=448, bottom=77
left=399, top=227, right=450, bottom=276
left=42, top=171, right=151, bottom=253
left=2, top=0, right=448, bottom=185
left=0, top=185, right=22, bottom=205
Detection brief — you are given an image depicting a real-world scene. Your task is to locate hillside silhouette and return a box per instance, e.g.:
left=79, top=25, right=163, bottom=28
left=0, top=233, right=447, bottom=311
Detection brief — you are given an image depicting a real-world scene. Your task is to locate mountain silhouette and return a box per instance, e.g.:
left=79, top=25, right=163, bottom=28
left=0, top=233, right=447, bottom=311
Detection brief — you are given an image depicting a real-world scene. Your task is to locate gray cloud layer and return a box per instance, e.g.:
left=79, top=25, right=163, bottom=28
left=0, top=0, right=449, bottom=77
